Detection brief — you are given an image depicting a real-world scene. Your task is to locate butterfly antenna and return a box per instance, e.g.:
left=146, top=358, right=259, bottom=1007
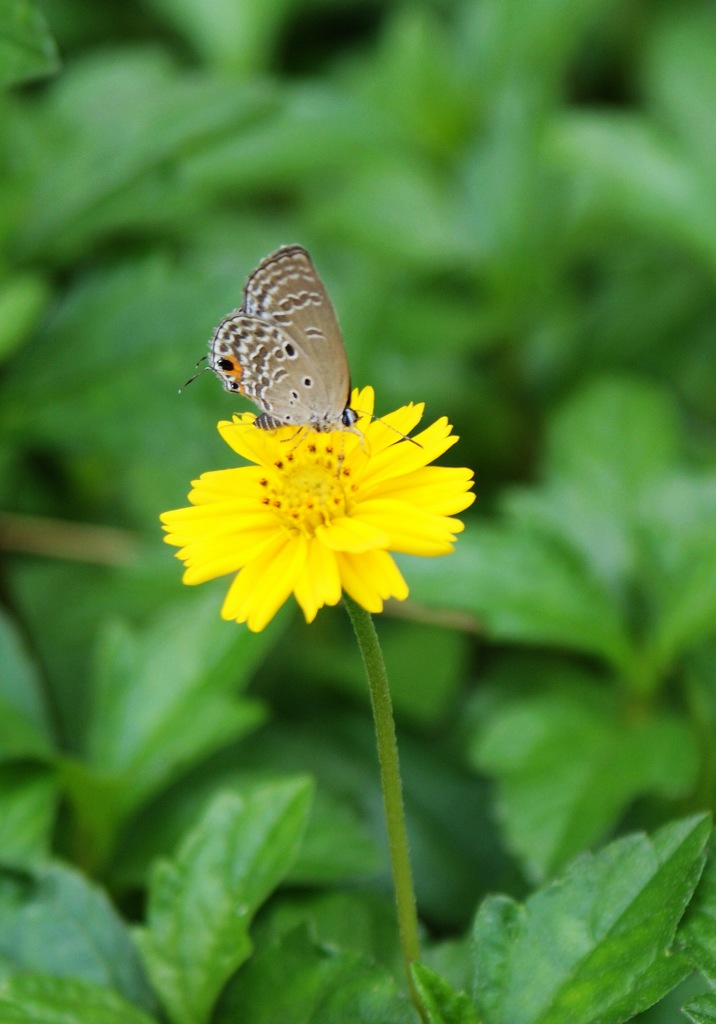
left=179, top=355, right=209, bottom=393
left=352, top=408, right=423, bottom=448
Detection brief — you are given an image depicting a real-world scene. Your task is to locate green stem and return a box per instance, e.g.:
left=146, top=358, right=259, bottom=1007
left=343, top=594, right=426, bottom=1022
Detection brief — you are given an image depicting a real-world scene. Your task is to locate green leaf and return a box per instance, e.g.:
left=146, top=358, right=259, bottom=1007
left=86, top=593, right=271, bottom=797
left=228, top=714, right=501, bottom=930
left=360, top=7, right=473, bottom=157
left=287, top=789, right=382, bottom=885
left=681, top=843, right=716, bottom=984
left=549, top=112, right=716, bottom=276
left=0, top=702, right=52, bottom=764
left=307, top=617, right=468, bottom=726
left=0, top=974, right=157, bottom=1024
left=684, top=992, right=716, bottom=1024
left=0, top=252, right=237, bottom=526
left=644, top=11, right=716, bottom=171
left=182, top=85, right=386, bottom=195
left=423, top=937, right=473, bottom=1000
left=471, top=896, right=521, bottom=1024
left=412, top=963, right=479, bottom=1024
left=639, top=473, right=716, bottom=673
left=0, top=274, right=51, bottom=365
left=56, top=758, right=126, bottom=877
left=649, top=531, right=716, bottom=674
left=505, top=377, right=681, bottom=589
left=256, top=890, right=401, bottom=976
left=0, top=0, right=59, bottom=88
left=109, top=773, right=380, bottom=892
left=315, top=159, right=472, bottom=271
left=0, top=862, right=155, bottom=1012
left=148, top=0, right=293, bottom=75
left=0, top=766, right=56, bottom=862
left=402, top=526, right=631, bottom=671
left=66, top=591, right=272, bottom=868
left=545, top=378, right=678, bottom=498
left=14, top=50, right=277, bottom=261
left=472, top=815, right=709, bottom=1024
left=502, top=484, right=631, bottom=599
left=136, top=780, right=313, bottom=1024
left=473, top=685, right=698, bottom=880
left=214, top=924, right=414, bottom=1024
left=505, top=384, right=716, bottom=680
left=0, top=609, right=54, bottom=760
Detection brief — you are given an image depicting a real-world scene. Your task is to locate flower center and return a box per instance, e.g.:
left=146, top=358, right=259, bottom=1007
left=262, top=441, right=353, bottom=535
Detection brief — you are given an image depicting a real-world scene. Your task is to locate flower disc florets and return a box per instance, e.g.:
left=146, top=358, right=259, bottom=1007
left=262, top=439, right=351, bottom=533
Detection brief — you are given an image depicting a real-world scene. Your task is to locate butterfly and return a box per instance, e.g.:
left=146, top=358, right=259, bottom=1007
left=209, top=245, right=359, bottom=433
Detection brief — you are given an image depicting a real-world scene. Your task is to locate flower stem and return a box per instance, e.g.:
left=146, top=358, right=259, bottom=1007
left=343, top=594, right=426, bottom=1022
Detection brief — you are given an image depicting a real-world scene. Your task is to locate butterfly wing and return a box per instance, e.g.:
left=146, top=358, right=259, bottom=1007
left=210, top=246, right=353, bottom=428
left=241, top=246, right=352, bottom=421
left=209, top=310, right=342, bottom=428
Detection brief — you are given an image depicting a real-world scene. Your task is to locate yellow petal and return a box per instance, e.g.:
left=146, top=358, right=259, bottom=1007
left=163, top=502, right=275, bottom=531
left=294, top=538, right=342, bottom=623
left=371, top=549, right=410, bottom=600
left=350, top=386, right=375, bottom=419
left=187, top=468, right=271, bottom=504
left=164, top=511, right=279, bottom=551
left=217, top=417, right=279, bottom=466
left=221, top=532, right=307, bottom=631
left=336, top=550, right=409, bottom=612
left=370, top=466, right=476, bottom=515
left=181, top=525, right=281, bottom=584
left=360, top=402, right=425, bottom=455
left=355, top=420, right=459, bottom=492
left=354, top=499, right=463, bottom=555
left=316, top=517, right=389, bottom=552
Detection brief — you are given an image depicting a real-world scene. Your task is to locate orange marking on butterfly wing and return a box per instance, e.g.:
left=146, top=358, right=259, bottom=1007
left=219, top=355, right=245, bottom=392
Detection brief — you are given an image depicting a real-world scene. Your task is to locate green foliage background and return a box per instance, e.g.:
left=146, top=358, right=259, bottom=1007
left=1, top=1, right=716, bottom=1022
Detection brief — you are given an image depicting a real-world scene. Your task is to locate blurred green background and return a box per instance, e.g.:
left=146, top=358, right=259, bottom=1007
left=1, top=0, right=716, bottom=1013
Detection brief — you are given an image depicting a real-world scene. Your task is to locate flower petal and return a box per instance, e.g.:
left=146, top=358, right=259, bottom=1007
left=164, top=508, right=279, bottom=560
left=181, top=524, right=280, bottom=584
left=350, top=386, right=375, bottom=419
left=294, top=538, right=342, bottom=623
left=217, top=416, right=290, bottom=466
left=369, top=466, right=476, bottom=515
left=336, top=550, right=409, bottom=612
left=354, top=419, right=460, bottom=492
left=316, top=516, right=389, bottom=552
left=354, top=498, right=464, bottom=555
left=221, top=531, right=307, bottom=631
left=187, top=468, right=272, bottom=505
left=360, top=402, right=425, bottom=456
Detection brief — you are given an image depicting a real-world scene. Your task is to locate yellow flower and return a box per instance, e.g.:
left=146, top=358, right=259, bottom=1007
left=160, top=387, right=475, bottom=632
